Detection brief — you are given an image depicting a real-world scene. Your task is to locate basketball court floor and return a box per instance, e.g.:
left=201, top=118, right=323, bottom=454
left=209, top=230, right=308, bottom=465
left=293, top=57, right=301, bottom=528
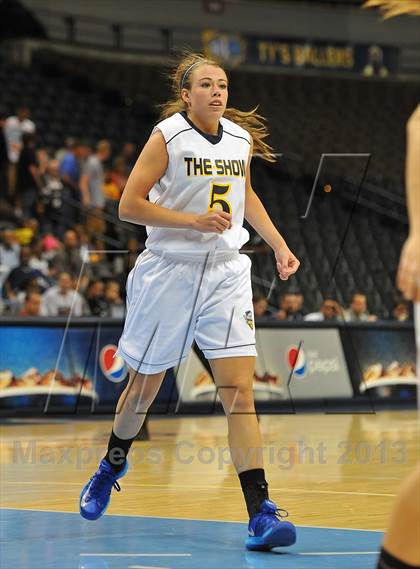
left=1, top=410, right=418, bottom=568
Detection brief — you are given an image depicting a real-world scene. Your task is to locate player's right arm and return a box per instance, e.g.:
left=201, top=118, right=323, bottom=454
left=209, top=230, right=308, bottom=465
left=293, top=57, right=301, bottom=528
left=119, top=131, right=231, bottom=234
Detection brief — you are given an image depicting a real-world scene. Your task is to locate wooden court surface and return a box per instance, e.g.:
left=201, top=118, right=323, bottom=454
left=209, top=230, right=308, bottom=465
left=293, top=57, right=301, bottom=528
left=1, top=410, right=418, bottom=531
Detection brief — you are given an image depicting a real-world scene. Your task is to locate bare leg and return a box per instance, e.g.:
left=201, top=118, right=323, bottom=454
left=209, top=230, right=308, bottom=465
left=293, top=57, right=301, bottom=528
left=380, top=465, right=420, bottom=567
left=209, top=356, right=262, bottom=473
left=113, top=366, right=166, bottom=440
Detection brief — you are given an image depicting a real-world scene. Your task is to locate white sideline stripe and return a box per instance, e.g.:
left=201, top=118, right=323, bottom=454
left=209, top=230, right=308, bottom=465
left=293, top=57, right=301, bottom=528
left=0, top=480, right=396, bottom=497
left=128, top=566, right=169, bottom=569
left=298, top=552, right=378, bottom=556
left=80, top=553, right=191, bottom=557
left=0, top=507, right=385, bottom=531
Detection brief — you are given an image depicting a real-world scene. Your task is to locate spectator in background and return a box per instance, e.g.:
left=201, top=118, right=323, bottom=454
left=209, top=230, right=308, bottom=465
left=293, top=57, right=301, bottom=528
left=0, top=108, right=8, bottom=201
left=40, top=271, right=86, bottom=317
left=19, top=290, right=41, bottom=316
left=3, top=246, right=48, bottom=304
left=0, top=228, right=20, bottom=294
left=105, top=280, right=125, bottom=318
left=343, top=293, right=377, bottom=322
left=36, top=147, right=49, bottom=177
left=4, top=106, right=35, bottom=203
left=55, top=137, right=76, bottom=164
left=59, top=139, right=90, bottom=226
left=41, top=159, right=64, bottom=237
left=104, top=156, right=130, bottom=247
left=16, top=133, right=43, bottom=218
left=304, top=299, right=343, bottom=321
left=85, top=279, right=108, bottom=317
left=88, top=238, right=112, bottom=280
left=121, top=142, right=136, bottom=172
left=14, top=218, right=39, bottom=246
left=274, top=292, right=305, bottom=321
left=253, top=294, right=269, bottom=318
left=52, top=229, right=85, bottom=277
left=392, top=301, right=411, bottom=322
left=103, top=169, right=120, bottom=202
left=110, top=156, right=128, bottom=196
left=80, top=139, right=111, bottom=236
left=29, top=238, right=49, bottom=276
left=0, top=229, right=20, bottom=271
left=73, top=224, right=92, bottom=263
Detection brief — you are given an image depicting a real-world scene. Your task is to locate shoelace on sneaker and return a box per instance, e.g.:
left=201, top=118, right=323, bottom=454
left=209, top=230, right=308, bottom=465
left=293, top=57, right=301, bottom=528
left=275, top=507, right=289, bottom=520
left=89, top=471, right=121, bottom=495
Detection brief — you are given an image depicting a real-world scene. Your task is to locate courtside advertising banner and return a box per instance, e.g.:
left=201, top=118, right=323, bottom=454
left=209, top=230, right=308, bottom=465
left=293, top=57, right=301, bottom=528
left=344, top=325, right=418, bottom=399
left=176, top=327, right=352, bottom=403
left=0, top=324, right=128, bottom=411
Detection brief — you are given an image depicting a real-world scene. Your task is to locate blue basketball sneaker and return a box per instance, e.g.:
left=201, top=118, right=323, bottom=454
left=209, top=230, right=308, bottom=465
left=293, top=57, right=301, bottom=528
left=79, top=459, right=128, bottom=520
left=246, top=499, right=296, bottom=551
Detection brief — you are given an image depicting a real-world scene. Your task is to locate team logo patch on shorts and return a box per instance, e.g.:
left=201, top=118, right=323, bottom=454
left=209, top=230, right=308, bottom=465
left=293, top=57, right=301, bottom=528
left=243, top=310, right=254, bottom=330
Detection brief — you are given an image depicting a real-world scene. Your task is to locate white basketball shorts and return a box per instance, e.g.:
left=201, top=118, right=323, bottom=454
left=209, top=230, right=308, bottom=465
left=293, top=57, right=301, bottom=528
left=116, top=249, right=257, bottom=374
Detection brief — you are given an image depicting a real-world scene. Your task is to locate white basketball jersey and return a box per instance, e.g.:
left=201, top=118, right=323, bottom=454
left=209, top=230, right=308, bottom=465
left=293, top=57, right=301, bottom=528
left=145, top=112, right=251, bottom=255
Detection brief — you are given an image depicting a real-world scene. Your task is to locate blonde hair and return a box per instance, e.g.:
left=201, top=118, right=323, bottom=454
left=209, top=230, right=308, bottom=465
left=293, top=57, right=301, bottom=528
left=159, top=52, right=276, bottom=162
left=363, top=0, right=420, bottom=18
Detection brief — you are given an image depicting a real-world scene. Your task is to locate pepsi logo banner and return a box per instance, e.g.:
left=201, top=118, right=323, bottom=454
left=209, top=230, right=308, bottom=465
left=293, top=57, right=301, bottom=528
left=99, top=345, right=128, bottom=383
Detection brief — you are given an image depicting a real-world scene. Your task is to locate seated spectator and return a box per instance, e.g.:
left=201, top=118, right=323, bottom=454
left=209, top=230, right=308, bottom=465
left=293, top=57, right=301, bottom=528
left=40, top=271, right=87, bottom=317
left=103, top=170, right=120, bottom=202
left=0, top=228, right=20, bottom=271
left=392, top=301, right=411, bottom=322
left=15, top=280, right=42, bottom=311
left=343, top=293, right=377, bottom=322
left=0, top=196, right=20, bottom=225
left=52, top=229, right=86, bottom=277
left=29, top=238, right=49, bottom=276
left=14, top=217, right=40, bottom=246
left=3, top=246, right=49, bottom=304
left=304, top=299, right=343, bottom=322
left=85, top=279, right=108, bottom=317
left=274, top=292, right=305, bottom=321
left=253, top=294, right=269, bottom=318
left=19, top=291, right=41, bottom=316
left=88, top=238, right=113, bottom=280
left=42, top=233, right=61, bottom=260
left=105, top=280, right=125, bottom=318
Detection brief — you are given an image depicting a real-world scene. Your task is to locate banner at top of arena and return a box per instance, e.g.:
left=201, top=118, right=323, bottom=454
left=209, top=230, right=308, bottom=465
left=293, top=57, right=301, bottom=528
left=202, top=30, right=399, bottom=76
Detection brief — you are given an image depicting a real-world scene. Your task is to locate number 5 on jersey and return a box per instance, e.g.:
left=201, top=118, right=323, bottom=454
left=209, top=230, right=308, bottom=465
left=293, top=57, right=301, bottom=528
left=208, top=182, right=232, bottom=214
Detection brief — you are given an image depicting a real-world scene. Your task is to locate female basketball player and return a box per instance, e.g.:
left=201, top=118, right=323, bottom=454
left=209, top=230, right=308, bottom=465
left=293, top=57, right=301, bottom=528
left=379, top=104, right=420, bottom=569
left=363, top=6, right=420, bottom=569
left=80, top=53, right=300, bottom=551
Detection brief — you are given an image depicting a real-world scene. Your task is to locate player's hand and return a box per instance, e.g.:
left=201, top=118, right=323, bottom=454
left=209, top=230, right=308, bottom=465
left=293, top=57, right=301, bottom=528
left=275, top=247, right=300, bottom=280
left=397, top=235, right=420, bottom=301
left=192, top=210, right=232, bottom=233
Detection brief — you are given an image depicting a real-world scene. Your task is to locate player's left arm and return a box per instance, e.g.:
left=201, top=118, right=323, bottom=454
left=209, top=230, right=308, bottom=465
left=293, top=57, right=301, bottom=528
left=244, top=142, right=300, bottom=280
left=397, top=103, right=420, bottom=302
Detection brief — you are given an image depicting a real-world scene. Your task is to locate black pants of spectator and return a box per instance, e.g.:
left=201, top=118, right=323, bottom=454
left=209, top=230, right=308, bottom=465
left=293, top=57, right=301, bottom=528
left=61, top=186, right=81, bottom=228
left=0, top=164, right=8, bottom=203
left=20, top=188, right=38, bottom=219
left=41, top=206, right=65, bottom=239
